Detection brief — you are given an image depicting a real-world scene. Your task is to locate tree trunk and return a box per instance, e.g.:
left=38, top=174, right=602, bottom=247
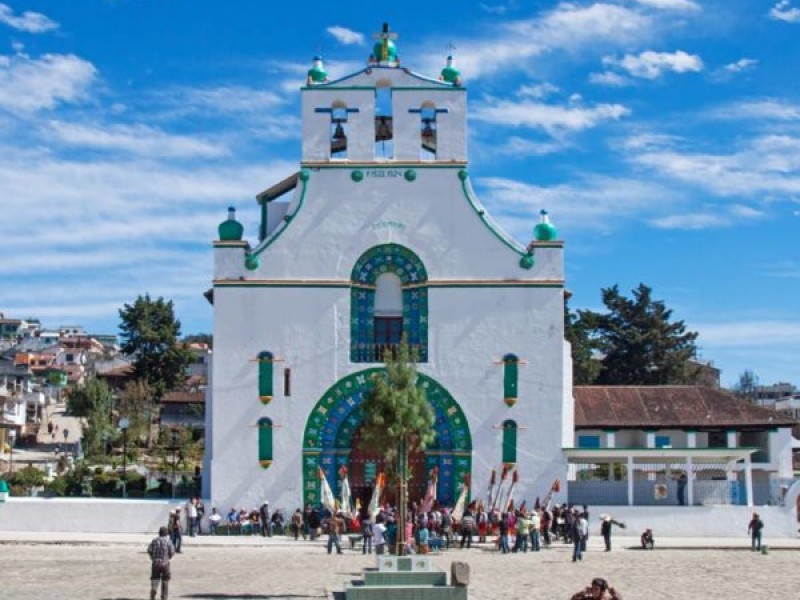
left=396, top=436, right=408, bottom=555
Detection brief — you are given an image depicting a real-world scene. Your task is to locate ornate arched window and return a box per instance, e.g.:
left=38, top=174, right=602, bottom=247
left=350, top=244, right=428, bottom=362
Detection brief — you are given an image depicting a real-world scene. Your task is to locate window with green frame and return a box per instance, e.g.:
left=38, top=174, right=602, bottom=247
left=502, top=420, right=517, bottom=463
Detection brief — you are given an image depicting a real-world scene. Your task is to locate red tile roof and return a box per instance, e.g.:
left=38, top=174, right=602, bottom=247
left=574, top=386, right=797, bottom=429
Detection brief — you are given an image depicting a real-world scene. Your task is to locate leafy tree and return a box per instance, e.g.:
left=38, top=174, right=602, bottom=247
left=119, top=294, right=192, bottom=399
left=118, top=379, right=156, bottom=447
left=587, top=284, right=700, bottom=385
left=733, top=370, right=760, bottom=403
left=359, top=342, right=436, bottom=555
left=564, top=296, right=601, bottom=385
left=68, top=378, right=113, bottom=459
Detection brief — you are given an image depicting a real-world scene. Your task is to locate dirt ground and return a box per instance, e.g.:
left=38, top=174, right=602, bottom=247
left=3, top=537, right=798, bottom=599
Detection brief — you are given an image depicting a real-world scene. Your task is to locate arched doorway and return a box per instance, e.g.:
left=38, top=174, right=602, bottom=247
left=302, top=369, right=471, bottom=508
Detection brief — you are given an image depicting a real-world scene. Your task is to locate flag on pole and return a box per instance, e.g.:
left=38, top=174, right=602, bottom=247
left=319, top=467, right=336, bottom=514
left=493, top=464, right=511, bottom=512
left=540, top=479, right=561, bottom=511
left=368, top=472, right=386, bottom=519
left=504, top=468, right=519, bottom=512
left=339, top=466, right=353, bottom=518
left=485, top=468, right=496, bottom=512
left=451, top=474, right=470, bottom=522
left=420, top=466, right=438, bottom=513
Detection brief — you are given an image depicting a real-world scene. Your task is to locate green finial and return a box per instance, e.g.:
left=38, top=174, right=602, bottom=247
left=440, top=55, right=462, bottom=85
left=245, top=254, right=260, bottom=271
left=533, top=209, right=558, bottom=241
left=370, top=22, right=399, bottom=65
left=307, top=56, right=328, bottom=84
left=218, top=206, right=244, bottom=241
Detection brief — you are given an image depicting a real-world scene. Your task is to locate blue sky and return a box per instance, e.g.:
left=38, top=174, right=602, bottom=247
left=0, top=1, right=798, bottom=388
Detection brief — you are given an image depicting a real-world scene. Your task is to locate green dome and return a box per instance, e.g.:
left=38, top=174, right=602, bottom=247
left=373, top=39, right=398, bottom=63
left=533, top=209, right=558, bottom=241
left=440, top=56, right=461, bottom=84
left=307, top=56, right=328, bottom=83
left=218, top=206, right=244, bottom=241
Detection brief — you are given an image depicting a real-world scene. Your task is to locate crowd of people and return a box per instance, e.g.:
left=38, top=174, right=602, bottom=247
left=163, top=497, right=647, bottom=561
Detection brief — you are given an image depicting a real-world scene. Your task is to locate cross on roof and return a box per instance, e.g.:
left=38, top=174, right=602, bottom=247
left=372, top=22, right=398, bottom=42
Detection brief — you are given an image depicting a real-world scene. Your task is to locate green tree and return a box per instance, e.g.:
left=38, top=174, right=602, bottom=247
left=733, top=370, right=760, bottom=403
left=359, top=342, right=436, bottom=555
left=564, top=296, right=601, bottom=384
left=118, top=294, right=192, bottom=399
left=118, top=379, right=156, bottom=447
left=68, top=378, right=113, bottom=459
left=588, top=284, right=700, bottom=385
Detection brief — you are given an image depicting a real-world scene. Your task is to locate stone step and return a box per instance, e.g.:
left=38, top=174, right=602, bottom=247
left=363, top=571, right=447, bottom=586
left=345, top=584, right=467, bottom=600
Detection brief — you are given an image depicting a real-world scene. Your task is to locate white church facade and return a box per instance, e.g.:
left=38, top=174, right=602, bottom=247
left=206, top=29, right=574, bottom=512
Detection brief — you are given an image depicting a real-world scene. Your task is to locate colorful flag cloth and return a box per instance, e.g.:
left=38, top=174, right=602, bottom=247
left=339, top=466, right=353, bottom=517
left=319, top=467, right=336, bottom=515
left=451, top=474, right=470, bottom=522
left=368, top=473, right=386, bottom=520
left=420, top=466, right=438, bottom=513
left=485, top=468, right=496, bottom=512
left=504, top=468, right=519, bottom=512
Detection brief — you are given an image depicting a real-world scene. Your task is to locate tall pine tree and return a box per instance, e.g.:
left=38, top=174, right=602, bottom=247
left=359, top=341, right=436, bottom=555
left=118, top=294, right=192, bottom=399
left=589, top=284, right=700, bottom=385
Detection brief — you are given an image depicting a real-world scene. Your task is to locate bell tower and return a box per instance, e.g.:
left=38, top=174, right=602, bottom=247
left=301, top=24, right=467, bottom=164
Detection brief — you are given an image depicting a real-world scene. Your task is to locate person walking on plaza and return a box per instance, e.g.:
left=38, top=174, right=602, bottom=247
left=361, top=514, right=373, bottom=554
left=600, top=515, right=624, bottom=551
left=748, top=512, right=764, bottom=552
left=259, top=501, right=270, bottom=537
left=147, top=526, right=176, bottom=600
left=459, top=510, right=475, bottom=549
left=327, top=511, right=345, bottom=554
left=169, top=508, right=183, bottom=553
left=186, top=498, right=198, bottom=537
left=529, top=509, right=541, bottom=552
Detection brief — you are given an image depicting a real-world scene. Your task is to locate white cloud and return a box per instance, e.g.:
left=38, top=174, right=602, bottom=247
left=475, top=174, right=675, bottom=237
left=481, top=135, right=565, bottom=158
left=471, top=98, right=630, bottom=136
left=47, top=121, right=228, bottom=158
left=0, top=51, right=97, bottom=113
left=769, top=1, right=800, bottom=23
left=604, top=50, right=703, bottom=79
left=723, top=58, right=758, bottom=74
left=696, top=320, right=800, bottom=347
left=708, top=99, right=800, bottom=121
left=0, top=3, right=58, bottom=33
left=628, top=134, right=800, bottom=197
left=420, top=2, right=653, bottom=80
left=326, top=26, right=365, bottom=46
left=588, top=71, right=631, bottom=86
left=633, top=0, right=699, bottom=10
left=764, top=260, right=800, bottom=279
left=517, top=82, right=560, bottom=99
left=649, top=204, right=766, bottom=230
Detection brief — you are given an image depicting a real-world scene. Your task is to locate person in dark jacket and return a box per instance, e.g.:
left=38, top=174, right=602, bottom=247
left=747, top=512, right=764, bottom=551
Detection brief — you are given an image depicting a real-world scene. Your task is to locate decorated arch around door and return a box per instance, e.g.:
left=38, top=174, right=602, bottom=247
left=302, top=368, right=471, bottom=507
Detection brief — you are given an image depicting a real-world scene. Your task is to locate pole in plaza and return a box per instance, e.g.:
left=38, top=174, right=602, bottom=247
left=171, top=428, right=178, bottom=499
left=8, top=429, right=16, bottom=474
left=119, top=417, right=129, bottom=499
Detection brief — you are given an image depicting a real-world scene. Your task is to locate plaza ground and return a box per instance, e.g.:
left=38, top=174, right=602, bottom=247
left=2, top=533, right=799, bottom=599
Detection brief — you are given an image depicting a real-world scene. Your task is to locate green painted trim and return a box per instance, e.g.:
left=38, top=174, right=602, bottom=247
left=564, top=446, right=762, bottom=452
left=459, top=171, right=526, bottom=258
left=302, top=86, right=466, bottom=92
left=250, top=171, right=310, bottom=259
left=214, top=280, right=564, bottom=289
left=529, top=242, right=564, bottom=249
left=213, top=241, right=248, bottom=248
left=302, top=162, right=467, bottom=169
left=301, top=368, right=472, bottom=507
